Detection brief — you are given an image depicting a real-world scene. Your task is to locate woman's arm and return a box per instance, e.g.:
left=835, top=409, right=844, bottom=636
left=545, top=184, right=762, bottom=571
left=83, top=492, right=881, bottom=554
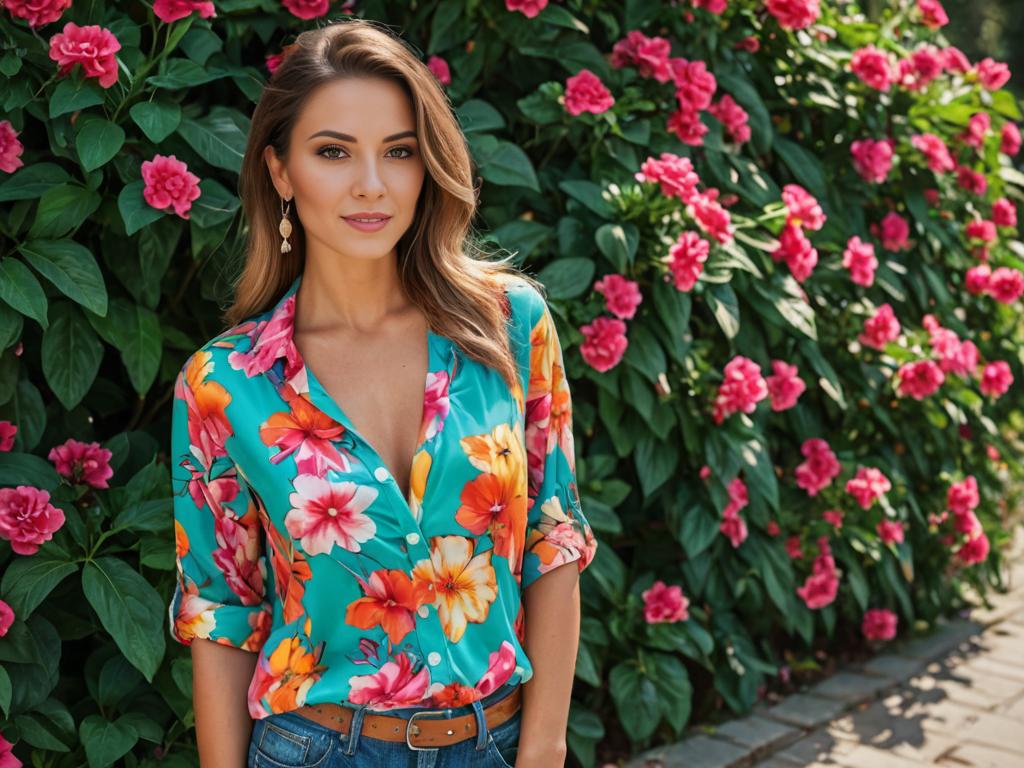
left=191, top=638, right=259, bottom=767
left=517, top=561, right=582, bottom=767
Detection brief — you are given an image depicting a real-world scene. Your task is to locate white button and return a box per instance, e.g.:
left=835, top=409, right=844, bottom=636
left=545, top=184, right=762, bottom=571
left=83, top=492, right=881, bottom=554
left=374, top=467, right=389, bottom=482
left=427, top=652, right=441, bottom=666
left=417, top=605, right=430, bottom=618
left=406, top=532, right=420, bottom=545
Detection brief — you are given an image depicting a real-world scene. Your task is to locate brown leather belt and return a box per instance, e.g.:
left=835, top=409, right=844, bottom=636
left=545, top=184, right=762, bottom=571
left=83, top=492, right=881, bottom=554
left=290, top=685, right=521, bottom=750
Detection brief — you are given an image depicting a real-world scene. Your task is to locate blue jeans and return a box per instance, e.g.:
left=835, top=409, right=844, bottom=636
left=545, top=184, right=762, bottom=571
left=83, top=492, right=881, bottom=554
left=247, top=681, right=522, bottom=768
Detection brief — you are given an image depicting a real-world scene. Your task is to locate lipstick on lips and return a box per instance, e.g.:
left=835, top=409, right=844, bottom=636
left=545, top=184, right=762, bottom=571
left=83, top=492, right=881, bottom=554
left=343, top=212, right=392, bottom=232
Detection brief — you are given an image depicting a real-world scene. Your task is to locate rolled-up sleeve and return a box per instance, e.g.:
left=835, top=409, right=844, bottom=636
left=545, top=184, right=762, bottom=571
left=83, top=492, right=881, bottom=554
left=520, top=297, right=598, bottom=591
left=167, top=354, right=272, bottom=651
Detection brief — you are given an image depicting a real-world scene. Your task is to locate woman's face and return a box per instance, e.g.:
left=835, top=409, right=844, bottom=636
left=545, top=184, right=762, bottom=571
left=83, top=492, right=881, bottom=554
left=265, top=76, right=426, bottom=264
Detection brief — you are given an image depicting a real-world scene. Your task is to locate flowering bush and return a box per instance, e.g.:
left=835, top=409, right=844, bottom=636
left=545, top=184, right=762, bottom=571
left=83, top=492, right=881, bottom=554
left=0, top=0, right=1022, bottom=766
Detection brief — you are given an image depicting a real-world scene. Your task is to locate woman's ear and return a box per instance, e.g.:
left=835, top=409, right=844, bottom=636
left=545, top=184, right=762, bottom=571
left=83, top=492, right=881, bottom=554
left=263, top=144, right=291, bottom=199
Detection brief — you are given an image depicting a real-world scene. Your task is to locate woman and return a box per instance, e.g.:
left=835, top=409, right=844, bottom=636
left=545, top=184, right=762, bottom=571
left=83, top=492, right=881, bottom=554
left=166, top=17, right=598, bottom=768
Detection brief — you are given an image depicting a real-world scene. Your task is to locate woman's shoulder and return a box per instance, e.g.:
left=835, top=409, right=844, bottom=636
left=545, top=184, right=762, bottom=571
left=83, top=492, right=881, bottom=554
left=493, top=272, right=549, bottom=328
left=176, top=307, right=274, bottom=384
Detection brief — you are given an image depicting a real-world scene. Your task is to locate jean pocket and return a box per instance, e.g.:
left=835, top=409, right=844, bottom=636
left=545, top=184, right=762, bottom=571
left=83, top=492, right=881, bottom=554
left=485, top=709, right=521, bottom=768
left=253, top=715, right=335, bottom=768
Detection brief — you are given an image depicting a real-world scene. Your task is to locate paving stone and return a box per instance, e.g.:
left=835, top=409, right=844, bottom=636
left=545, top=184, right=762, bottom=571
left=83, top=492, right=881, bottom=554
left=857, top=654, right=925, bottom=682
left=937, top=742, right=1024, bottom=767
left=763, top=694, right=848, bottom=729
left=625, top=735, right=750, bottom=768
left=827, top=700, right=961, bottom=762
left=773, top=729, right=856, bottom=764
left=809, top=672, right=890, bottom=704
left=912, top=662, right=1024, bottom=709
left=1000, top=694, right=1024, bottom=723
left=956, top=655, right=1024, bottom=683
left=712, top=714, right=801, bottom=753
left=833, top=743, right=930, bottom=767
left=896, top=619, right=984, bottom=660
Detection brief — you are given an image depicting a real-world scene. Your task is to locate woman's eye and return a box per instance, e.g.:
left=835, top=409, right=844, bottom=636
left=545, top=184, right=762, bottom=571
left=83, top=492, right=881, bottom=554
left=317, top=145, right=414, bottom=160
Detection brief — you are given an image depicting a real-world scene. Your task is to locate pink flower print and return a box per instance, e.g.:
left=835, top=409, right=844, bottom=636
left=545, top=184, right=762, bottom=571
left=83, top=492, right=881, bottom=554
left=286, top=475, right=378, bottom=556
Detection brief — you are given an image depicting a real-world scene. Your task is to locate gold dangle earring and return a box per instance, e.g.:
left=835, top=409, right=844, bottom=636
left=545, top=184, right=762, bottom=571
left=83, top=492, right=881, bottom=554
left=279, top=195, right=293, bottom=253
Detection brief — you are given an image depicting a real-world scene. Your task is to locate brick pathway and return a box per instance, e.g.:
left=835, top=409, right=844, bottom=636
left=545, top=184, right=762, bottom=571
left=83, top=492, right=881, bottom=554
left=626, top=558, right=1024, bottom=768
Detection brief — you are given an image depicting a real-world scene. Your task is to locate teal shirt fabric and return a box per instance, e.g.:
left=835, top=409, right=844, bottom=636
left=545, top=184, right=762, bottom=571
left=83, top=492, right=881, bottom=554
left=167, top=273, right=598, bottom=718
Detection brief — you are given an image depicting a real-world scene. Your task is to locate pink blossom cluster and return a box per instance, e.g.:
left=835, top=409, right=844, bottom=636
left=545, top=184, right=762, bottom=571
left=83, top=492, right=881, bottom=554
left=771, top=185, right=825, bottom=282
left=845, top=466, right=891, bottom=509
left=642, top=579, right=690, bottom=623
left=946, top=476, right=990, bottom=565
left=579, top=274, right=640, bottom=372
left=712, top=356, right=768, bottom=424
left=0, top=485, right=65, bottom=556
left=862, top=608, right=898, bottom=641
left=796, top=536, right=839, bottom=609
left=850, top=38, right=1010, bottom=95
left=794, top=438, right=840, bottom=497
left=859, top=304, right=901, bottom=350
left=965, top=264, right=1024, bottom=305
left=719, top=477, right=749, bottom=548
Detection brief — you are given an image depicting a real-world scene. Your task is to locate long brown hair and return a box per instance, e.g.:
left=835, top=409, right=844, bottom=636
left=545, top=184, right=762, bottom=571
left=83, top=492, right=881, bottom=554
left=229, top=17, right=545, bottom=391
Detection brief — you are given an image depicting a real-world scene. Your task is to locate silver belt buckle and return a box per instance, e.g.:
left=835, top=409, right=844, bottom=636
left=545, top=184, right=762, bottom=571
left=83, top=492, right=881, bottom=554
left=404, top=709, right=451, bottom=751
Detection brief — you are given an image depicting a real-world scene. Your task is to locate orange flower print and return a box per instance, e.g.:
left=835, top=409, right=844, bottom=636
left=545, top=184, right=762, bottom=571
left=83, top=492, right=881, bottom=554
left=460, top=423, right=526, bottom=479
left=345, top=569, right=434, bottom=646
left=526, top=491, right=596, bottom=579
left=251, top=622, right=327, bottom=717
left=411, top=536, right=497, bottom=643
left=285, top=475, right=378, bottom=556
left=179, top=349, right=233, bottom=465
left=407, top=448, right=432, bottom=521
left=171, top=581, right=217, bottom=645
left=455, top=472, right=526, bottom=576
left=260, top=392, right=349, bottom=476
left=174, top=518, right=189, bottom=560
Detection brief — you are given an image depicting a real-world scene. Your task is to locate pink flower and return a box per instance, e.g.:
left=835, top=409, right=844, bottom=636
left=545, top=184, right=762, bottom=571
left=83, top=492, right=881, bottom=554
left=956, top=531, right=990, bottom=565
left=796, top=536, right=839, bottom=609
left=911, top=133, right=955, bottom=173
left=712, top=356, right=768, bottom=424
left=979, top=361, right=1013, bottom=398
left=851, top=138, right=894, bottom=183
left=795, top=438, right=841, bottom=497
left=699, top=464, right=712, bottom=480
left=506, top=0, right=548, bottom=17
left=611, top=31, right=673, bottom=83
left=782, top=184, right=826, bottom=231
left=964, top=219, right=997, bottom=243
left=766, top=520, right=781, bottom=536
left=593, top=274, right=642, bottom=320
left=692, top=0, right=728, bottom=12
left=0, top=486, right=66, bottom=556
left=153, top=0, right=215, bottom=23
left=766, top=0, right=820, bottom=30
left=708, top=94, right=751, bottom=145
left=986, top=267, right=1024, bottom=303
left=427, top=55, right=451, bottom=86
left=285, top=474, right=377, bottom=555
left=2, top=0, right=71, bottom=26
left=564, top=69, right=615, bottom=116
left=642, top=580, right=689, bottom=623
left=896, top=45, right=945, bottom=91
left=688, top=189, right=735, bottom=244
left=897, top=359, right=944, bottom=400
left=665, top=231, right=709, bottom=292
left=843, top=235, right=878, bottom=287
left=719, top=477, right=749, bottom=548
left=822, top=509, right=844, bottom=530
left=846, top=466, right=891, bottom=509
left=1001, top=122, right=1022, bottom=156
left=0, top=422, right=15, bottom=452
left=141, top=154, right=202, bottom=219
left=859, top=303, right=901, bottom=350
left=961, top=111, right=991, bottom=149
left=281, top=0, right=329, bottom=18
left=876, top=520, right=905, bottom=544
left=917, top=0, right=948, bottom=28
left=48, top=22, right=121, bottom=89
left=992, top=198, right=1017, bottom=228
left=878, top=212, right=910, bottom=251
left=720, top=511, right=748, bottom=548
left=47, top=438, right=114, bottom=488
left=965, top=264, right=991, bottom=295
left=0, top=731, right=20, bottom=768
left=0, top=599, right=12, bottom=637
left=580, top=316, right=628, bottom=372
left=635, top=152, right=701, bottom=204
left=0, top=121, right=24, bottom=175
left=943, top=46, right=972, bottom=73
left=947, top=476, right=979, bottom=516
left=772, top=223, right=818, bottom=282
left=862, top=608, right=898, bottom=641
left=976, top=58, right=1011, bottom=91
left=766, top=360, right=806, bottom=411
left=956, top=165, right=988, bottom=196
left=735, top=36, right=760, bottom=53
left=850, top=45, right=895, bottom=91
left=786, top=535, right=803, bottom=559
left=670, top=58, right=718, bottom=111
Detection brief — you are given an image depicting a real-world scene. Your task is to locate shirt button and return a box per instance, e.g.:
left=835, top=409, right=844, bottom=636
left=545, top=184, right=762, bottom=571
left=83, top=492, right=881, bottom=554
left=417, top=605, right=430, bottom=618
left=374, top=467, right=390, bottom=482
left=428, top=652, right=442, bottom=666
left=406, top=532, right=420, bottom=545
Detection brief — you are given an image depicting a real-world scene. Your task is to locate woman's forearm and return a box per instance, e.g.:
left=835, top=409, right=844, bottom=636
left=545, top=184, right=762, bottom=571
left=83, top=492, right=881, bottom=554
left=191, top=637, right=259, bottom=767
left=518, top=561, right=582, bottom=766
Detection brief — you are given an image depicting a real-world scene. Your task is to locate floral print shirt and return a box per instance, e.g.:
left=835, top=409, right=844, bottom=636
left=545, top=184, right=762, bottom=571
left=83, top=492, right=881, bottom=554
left=167, top=273, right=598, bottom=719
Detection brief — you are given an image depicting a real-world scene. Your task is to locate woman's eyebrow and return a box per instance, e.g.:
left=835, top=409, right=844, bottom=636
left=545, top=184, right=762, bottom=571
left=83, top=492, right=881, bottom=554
left=306, top=129, right=418, bottom=142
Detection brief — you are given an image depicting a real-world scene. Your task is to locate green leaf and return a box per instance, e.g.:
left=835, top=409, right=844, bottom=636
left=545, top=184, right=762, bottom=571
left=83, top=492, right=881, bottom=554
left=706, top=283, right=741, bottom=339
left=477, top=140, right=540, bottom=192
left=609, top=662, right=661, bottom=741
left=0, top=163, right=71, bottom=202
left=80, top=714, right=139, bottom=768
left=0, top=257, right=48, bottom=327
left=634, top=433, right=678, bottom=497
left=0, top=666, right=10, bottom=718
left=49, top=78, right=105, bottom=118
left=41, top=302, right=104, bottom=410
left=0, top=452, right=59, bottom=492
left=75, top=119, right=125, bottom=172
left=81, top=557, right=166, bottom=682
left=716, top=69, right=773, bottom=155
left=19, top=239, right=107, bottom=316
left=188, top=178, right=240, bottom=229
left=456, top=99, right=506, bottom=133
left=538, top=257, right=595, bottom=299
left=146, top=57, right=229, bottom=89
left=130, top=100, right=182, bottom=143
left=112, top=498, right=172, bottom=534
left=773, top=135, right=828, bottom=202
left=558, top=179, right=614, bottom=219
left=28, top=183, right=102, bottom=240
left=176, top=113, right=247, bottom=174
left=118, top=180, right=166, bottom=237
left=798, top=339, right=847, bottom=409
left=1, top=553, right=78, bottom=618
left=676, top=504, right=720, bottom=558
left=0, top=303, right=21, bottom=351
left=595, top=222, right=639, bottom=272
left=623, top=323, right=666, bottom=383
left=650, top=653, right=692, bottom=733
